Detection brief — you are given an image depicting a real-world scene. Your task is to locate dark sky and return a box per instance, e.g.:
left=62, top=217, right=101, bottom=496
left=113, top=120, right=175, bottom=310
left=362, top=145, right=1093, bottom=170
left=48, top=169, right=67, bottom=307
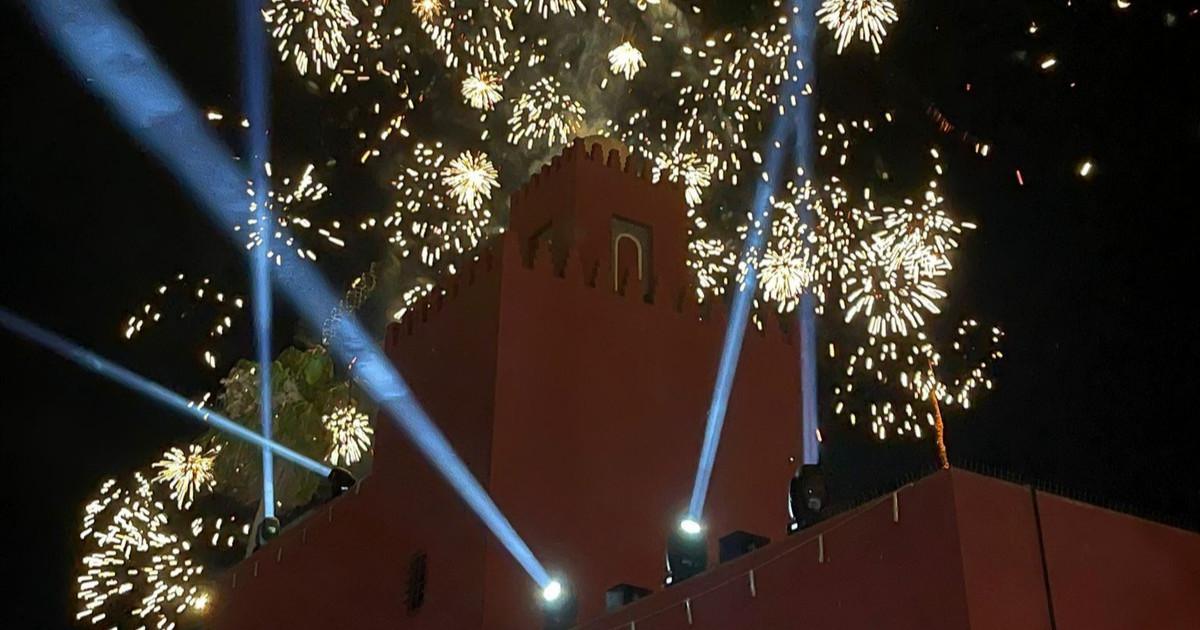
left=2, top=1, right=1198, bottom=627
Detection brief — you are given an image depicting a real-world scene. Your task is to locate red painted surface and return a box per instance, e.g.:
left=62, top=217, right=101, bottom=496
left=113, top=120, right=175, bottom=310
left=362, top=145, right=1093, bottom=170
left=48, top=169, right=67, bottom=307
left=951, top=471, right=1053, bottom=630
left=583, top=470, right=1200, bottom=630
left=1038, top=492, right=1200, bottom=630
left=209, top=141, right=1200, bottom=630
left=580, top=470, right=972, bottom=630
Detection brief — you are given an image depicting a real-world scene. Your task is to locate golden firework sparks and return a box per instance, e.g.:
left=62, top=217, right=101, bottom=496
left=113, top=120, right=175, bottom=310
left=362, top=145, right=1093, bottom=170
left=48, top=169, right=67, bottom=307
left=816, top=0, right=899, bottom=54
left=323, top=404, right=374, bottom=466
left=507, top=77, right=588, bottom=149
left=524, top=0, right=584, bottom=19
left=264, top=0, right=359, bottom=76
left=152, top=444, right=220, bottom=509
left=75, top=474, right=210, bottom=627
left=442, top=151, right=500, bottom=212
left=462, top=71, right=504, bottom=110
left=608, top=42, right=646, bottom=80
left=843, top=238, right=948, bottom=338
left=412, top=0, right=444, bottom=23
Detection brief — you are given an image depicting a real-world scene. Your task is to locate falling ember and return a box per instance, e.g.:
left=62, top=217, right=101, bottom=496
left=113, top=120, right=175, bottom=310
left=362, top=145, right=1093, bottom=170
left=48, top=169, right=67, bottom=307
left=817, top=0, right=900, bottom=54
left=1040, top=56, right=1058, bottom=70
left=1078, top=160, right=1095, bottom=177
left=608, top=42, right=646, bottom=80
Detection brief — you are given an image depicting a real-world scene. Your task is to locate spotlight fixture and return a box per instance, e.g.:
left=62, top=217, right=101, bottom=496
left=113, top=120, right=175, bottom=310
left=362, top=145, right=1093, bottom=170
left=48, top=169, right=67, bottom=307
left=327, top=466, right=357, bottom=498
left=538, top=579, right=577, bottom=630
left=788, top=464, right=827, bottom=534
left=257, top=516, right=281, bottom=545
left=665, top=517, right=707, bottom=585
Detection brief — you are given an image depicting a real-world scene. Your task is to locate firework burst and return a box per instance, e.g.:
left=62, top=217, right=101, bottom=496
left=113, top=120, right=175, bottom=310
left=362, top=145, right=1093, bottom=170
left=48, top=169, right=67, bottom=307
left=654, top=152, right=713, bottom=208
left=412, top=0, right=444, bottom=23
left=842, top=237, right=948, bottom=337
left=239, top=163, right=346, bottom=264
left=442, top=151, right=500, bottom=211
left=153, top=444, right=220, bottom=509
left=759, top=214, right=823, bottom=313
left=323, top=404, right=374, bottom=466
left=507, top=77, right=588, bottom=150
left=524, top=0, right=584, bottom=19
left=383, top=142, right=495, bottom=267
left=816, top=0, right=899, bottom=54
left=75, top=474, right=210, bottom=627
left=264, top=0, right=360, bottom=76
left=608, top=42, right=646, bottom=80
left=462, top=71, right=504, bottom=110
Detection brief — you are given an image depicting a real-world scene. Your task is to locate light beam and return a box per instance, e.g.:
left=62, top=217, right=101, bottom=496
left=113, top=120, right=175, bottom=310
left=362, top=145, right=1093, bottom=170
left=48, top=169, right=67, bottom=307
left=238, top=0, right=277, bottom=520
left=791, top=0, right=822, bottom=466
left=687, top=1, right=819, bottom=518
left=25, top=0, right=553, bottom=589
left=0, top=307, right=331, bottom=478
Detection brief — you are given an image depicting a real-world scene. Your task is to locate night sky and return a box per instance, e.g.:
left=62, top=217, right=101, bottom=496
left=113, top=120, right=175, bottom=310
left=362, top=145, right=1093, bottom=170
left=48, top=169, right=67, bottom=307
left=2, top=1, right=1198, bottom=627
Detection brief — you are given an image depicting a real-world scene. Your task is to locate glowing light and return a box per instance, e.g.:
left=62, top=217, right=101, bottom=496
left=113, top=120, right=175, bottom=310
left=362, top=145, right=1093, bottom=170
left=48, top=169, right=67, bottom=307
left=442, top=151, right=501, bottom=212
left=1079, top=160, right=1094, bottom=177
left=679, top=518, right=703, bottom=535
left=153, top=444, right=220, bottom=509
left=541, top=580, right=563, bottom=602
left=608, top=42, right=646, bottom=80
left=817, top=0, right=899, bottom=54
left=323, top=404, right=374, bottom=466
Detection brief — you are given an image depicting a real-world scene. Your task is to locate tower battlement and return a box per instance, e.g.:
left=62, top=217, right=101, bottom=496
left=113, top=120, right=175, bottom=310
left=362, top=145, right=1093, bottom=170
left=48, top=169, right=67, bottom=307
left=388, top=233, right=798, bottom=349
left=389, top=136, right=795, bottom=347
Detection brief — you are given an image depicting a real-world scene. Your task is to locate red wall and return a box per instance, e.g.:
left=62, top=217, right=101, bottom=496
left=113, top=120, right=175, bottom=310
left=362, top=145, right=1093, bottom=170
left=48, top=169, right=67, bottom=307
left=579, top=471, right=973, bottom=630
left=1038, top=492, right=1200, bottom=630
left=210, top=257, right=509, bottom=630
left=481, top=235, right=802, bottom=626
left=952, top=471, right=1053, bottom=630
left=581, top=469, right=1200, bottom=630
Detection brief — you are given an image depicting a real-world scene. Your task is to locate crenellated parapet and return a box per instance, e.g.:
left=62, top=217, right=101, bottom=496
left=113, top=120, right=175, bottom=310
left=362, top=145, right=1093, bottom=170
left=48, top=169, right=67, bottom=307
left=385, top=231, right=796, bottom=348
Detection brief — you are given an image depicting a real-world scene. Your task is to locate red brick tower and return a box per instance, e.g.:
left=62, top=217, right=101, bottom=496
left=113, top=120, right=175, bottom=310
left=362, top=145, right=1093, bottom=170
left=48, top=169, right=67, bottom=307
left=211, top=139, right=804, bottom=629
